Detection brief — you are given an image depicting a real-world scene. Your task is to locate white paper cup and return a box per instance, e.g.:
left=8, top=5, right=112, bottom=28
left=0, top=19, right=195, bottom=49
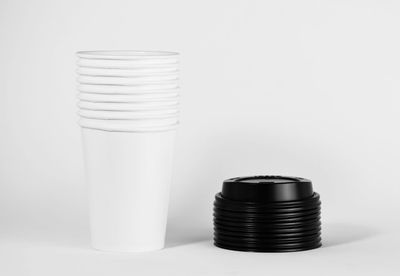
left=77, top=50, right=178, bottom=59
left=77, top=67, right=179, bottom=77
left=79, top=117, right=178, bottom=132
left=78, top=84, right=179, bottom=94
left=82, top=127, right=176, bottom=252
left=78, top=92, right=179, bottom=103
left=78, top=100, right=179, bottom=111
left=77, top=51, right=179, bottom=68
left=78, top=51, right=179, bottom=252
left=78, top=75, right=178, bottom=86
left=79, top=109, right=179, bottom=120
left=77, top=58, right=178, bottom=68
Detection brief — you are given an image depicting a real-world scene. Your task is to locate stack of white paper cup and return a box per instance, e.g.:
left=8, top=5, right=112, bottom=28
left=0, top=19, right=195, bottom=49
left=77, top=51, right=179, bottom=252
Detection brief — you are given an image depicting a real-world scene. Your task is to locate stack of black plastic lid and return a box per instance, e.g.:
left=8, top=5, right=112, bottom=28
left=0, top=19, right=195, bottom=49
left=213, top=176, right=322, bottom=252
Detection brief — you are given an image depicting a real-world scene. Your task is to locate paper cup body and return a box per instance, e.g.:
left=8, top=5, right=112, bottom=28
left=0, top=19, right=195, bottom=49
left=82, top=128, right=176, bottom=252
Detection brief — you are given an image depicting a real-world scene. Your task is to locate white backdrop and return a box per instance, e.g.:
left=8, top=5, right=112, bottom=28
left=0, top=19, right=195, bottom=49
left=1, top=0, right=399, bottom=275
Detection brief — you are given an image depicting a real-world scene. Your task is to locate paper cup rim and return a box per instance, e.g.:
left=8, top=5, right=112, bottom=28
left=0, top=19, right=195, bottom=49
left=78, top=110, right=179, bottom=120
left=77, top=50, right=179, bottom=60
left=77, top=93, right=179, bottom=103
left=78, top=115, right=179, bottom=120
left=79, top=122, right=179, bottom=133
left=81, top=126, right=178, bottom=133
left=77, top=68, right=179, bottom=77
left=78, top=101, right=179, bottom=112
left=77, top=84, right=179, bottom=94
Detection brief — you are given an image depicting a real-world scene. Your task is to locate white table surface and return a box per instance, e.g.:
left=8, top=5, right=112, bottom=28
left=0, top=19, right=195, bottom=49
left=1, top=216, right=399, bottom=276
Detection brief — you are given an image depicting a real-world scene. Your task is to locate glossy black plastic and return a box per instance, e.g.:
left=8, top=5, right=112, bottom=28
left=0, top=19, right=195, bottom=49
left=215, top=232, right=321, bottom=243
left=213, top=175, right=322, bottom=252
left=214, top=238, right=322, bottom=251
left=214, top=207, right=320, bottom=219
left=214, top=211, right=321, bottom=224
left=214, top=241, right=321, bottom=252
left=215, top=233, right=322, bottom=245
left=214, top=217, right=321, bottom=229
left=222, top=176, right=313, bottom=202
left=214, top=222, right=322, bottom=234
left=214, top=193, right=321, bottom=211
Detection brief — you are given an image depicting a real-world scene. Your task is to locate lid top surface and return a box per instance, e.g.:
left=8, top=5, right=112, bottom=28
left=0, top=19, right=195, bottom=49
left=228, top=176, right=310, bottom=185
left=222, top=175, right=313, bottom=202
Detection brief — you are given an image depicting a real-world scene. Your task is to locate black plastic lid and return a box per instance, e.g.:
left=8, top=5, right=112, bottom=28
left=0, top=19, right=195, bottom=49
left=221, top=176, right=313, bottom=203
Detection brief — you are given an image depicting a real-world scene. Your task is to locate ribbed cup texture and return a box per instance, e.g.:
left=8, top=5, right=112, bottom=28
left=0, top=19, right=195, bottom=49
left=76, top=51, right=180, bottom=132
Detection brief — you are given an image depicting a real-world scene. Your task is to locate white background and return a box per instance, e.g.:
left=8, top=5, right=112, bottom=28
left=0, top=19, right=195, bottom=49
left=1, top=0, right=400, bottom=275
